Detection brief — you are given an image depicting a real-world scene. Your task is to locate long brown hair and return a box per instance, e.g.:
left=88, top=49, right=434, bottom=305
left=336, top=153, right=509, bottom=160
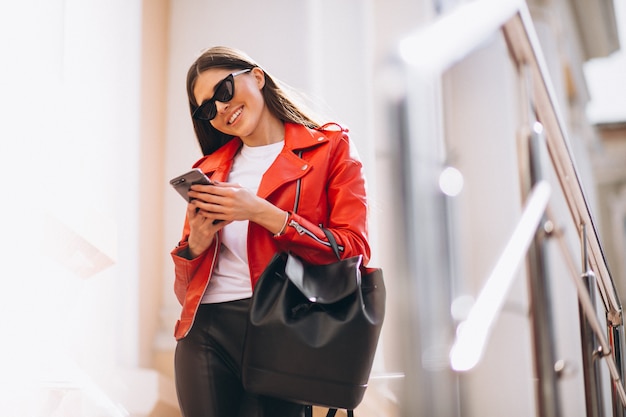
left=186, top=46, right=321, bottom=155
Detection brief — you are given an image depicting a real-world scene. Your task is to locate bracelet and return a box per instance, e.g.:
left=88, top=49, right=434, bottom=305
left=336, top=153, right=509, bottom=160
left=274, top=211, right=289, bottom=237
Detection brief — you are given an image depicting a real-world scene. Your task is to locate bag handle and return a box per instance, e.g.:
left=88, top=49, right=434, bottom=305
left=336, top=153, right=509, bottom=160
left=326, top=409, right=355, bottom=417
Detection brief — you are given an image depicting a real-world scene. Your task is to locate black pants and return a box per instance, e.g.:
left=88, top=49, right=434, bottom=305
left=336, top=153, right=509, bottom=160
left=175, top=299, right=306, bottom=417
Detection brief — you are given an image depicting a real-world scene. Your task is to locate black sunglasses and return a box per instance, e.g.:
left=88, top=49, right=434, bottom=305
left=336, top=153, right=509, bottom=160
left=192, top=68, right=252, bottom=121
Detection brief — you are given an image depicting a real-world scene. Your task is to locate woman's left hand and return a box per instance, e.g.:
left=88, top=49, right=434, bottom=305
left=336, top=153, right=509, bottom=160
left=189, top=181, right=262, bottom=222
left=188, top=181, right=288, bottom=235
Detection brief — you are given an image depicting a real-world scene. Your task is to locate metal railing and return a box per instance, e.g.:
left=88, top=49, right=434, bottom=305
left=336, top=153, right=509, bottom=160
left=398, top=0, right=626, bottom=415
left=504, top=4, right=626, bottom=414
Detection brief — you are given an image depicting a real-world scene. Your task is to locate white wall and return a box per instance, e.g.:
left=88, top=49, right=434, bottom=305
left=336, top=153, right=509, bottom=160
left=0, top=0, right=143, bottom=414
left=585, top=0, right=626, bottom=124
left=441, top=35, right=536, bottom=417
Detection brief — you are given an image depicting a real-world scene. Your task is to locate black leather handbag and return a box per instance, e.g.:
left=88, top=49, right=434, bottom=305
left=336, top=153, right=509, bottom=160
left=242, top=175, right=385, bottom=415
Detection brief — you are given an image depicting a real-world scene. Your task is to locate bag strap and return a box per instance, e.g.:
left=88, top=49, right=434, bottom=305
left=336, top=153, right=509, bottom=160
left=294, top=153, right=352, bottom=417
left=321, top=228, right=341, bottom=260
left=305, top=407, right=355, bottom=417
left=325, top=408, right=354, bottom=417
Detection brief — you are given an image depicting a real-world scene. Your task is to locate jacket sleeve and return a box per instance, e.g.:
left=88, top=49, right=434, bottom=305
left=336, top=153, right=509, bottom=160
left=170, top=226, right=218, bottom=306
left=275, top=132, right=371, bottom=265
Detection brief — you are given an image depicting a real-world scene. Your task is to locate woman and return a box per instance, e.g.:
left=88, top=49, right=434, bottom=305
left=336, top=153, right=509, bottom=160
left=171, top=46, right=371, bottom=417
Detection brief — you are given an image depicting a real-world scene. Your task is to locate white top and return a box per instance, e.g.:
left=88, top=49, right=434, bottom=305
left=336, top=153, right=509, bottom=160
left=201, top=140, right=284, bottom=304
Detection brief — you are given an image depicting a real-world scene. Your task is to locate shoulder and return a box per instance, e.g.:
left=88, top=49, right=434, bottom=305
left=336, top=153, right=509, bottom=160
left=315, top=122, right=349, bottom=140
left=285, top=122, right=349, bottom=151
left=191, top=138, right=242, bottom=170
left=315, top=123, right=363, bottom=165
left=308, top=123, right=352, bottom=152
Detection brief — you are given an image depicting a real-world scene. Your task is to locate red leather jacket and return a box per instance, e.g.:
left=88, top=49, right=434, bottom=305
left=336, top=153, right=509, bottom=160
left=170, top=122, right=370, bottom=340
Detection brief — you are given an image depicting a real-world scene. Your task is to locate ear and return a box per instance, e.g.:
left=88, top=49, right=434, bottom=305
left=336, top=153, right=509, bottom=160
left=251, top=67, right=265, bottom=89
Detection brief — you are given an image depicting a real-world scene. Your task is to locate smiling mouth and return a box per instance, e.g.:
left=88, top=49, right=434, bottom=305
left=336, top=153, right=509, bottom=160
left=228, top=107, right=243, bottom=125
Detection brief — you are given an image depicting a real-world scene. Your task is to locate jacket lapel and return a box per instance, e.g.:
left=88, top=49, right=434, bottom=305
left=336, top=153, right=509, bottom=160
left=192, top=123, right=330, bottom=198
left=257, top=124, right=328, bottom=198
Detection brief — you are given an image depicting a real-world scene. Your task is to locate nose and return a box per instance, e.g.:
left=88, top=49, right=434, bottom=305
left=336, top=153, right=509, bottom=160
left=215, top=101, right=229, bottom=115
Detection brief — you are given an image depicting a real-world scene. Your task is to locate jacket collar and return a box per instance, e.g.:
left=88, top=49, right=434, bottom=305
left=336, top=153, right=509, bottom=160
left=284, top=122, right=329, bottom=150
left=195, top=123, right=327, bottom=167
left=193, top=123, right=331, bottom=197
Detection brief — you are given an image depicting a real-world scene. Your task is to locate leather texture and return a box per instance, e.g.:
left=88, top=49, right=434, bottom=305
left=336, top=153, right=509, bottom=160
left=241, top=251, right=386, bottom=410
left=285, top=252, right=362, bottom=304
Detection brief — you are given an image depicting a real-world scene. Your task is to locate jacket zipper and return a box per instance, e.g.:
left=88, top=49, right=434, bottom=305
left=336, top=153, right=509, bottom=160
left=288, top=220, right=344, bottom=252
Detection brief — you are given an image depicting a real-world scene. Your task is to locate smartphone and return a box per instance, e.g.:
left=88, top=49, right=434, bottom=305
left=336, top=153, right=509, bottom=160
left=170, top=168, right=214, bottom=202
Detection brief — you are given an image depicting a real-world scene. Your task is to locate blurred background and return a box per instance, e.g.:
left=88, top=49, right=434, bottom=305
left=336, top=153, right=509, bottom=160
left=0, top=0, right=625, bottom=416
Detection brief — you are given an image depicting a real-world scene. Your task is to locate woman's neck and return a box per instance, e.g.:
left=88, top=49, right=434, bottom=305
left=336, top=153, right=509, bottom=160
left=240, top=113, right=285, bottom=147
